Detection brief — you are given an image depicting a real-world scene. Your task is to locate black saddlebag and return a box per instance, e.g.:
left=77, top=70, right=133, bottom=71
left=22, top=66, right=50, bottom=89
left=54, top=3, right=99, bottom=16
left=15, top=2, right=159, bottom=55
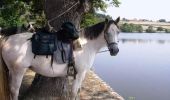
left=31, top=32, right=57, bottom=55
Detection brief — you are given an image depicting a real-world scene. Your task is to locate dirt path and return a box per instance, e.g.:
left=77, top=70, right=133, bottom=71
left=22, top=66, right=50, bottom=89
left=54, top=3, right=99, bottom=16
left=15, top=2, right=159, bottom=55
left=20, top=70, right=124, bottom=100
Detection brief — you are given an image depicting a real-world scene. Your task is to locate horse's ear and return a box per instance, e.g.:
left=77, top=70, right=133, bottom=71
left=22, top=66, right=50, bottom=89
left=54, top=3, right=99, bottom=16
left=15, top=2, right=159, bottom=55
left=115, top=17, right=120, bottom=24
left=105, top=18, right=109, bottom=23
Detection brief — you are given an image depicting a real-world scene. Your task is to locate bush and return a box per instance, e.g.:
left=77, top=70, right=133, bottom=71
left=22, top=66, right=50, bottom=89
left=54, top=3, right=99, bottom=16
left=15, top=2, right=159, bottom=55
left=120, top=23, right=143, bottom=33
left=120, top=23, right=133, bottom=32
left=136, top=25, right=143, bottom=33
left=146, top=26, right=156, bottom=33
left=158, top=19, right=166, bottom=22
left=165, top=29, right=170, bottom=33
left=157, top=27, right=164, bottom=31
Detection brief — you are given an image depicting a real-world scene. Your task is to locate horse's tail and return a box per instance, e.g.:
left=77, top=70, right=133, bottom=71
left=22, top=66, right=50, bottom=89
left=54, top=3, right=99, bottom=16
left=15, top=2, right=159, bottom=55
left=0, top=37, right=10, bottom=100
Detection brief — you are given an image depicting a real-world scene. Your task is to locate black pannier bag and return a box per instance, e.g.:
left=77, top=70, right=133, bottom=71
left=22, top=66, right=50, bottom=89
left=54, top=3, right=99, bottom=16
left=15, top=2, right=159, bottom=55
left=57, top=22, right=79, bottom=42
left=31, top=32, right=57, bottom=55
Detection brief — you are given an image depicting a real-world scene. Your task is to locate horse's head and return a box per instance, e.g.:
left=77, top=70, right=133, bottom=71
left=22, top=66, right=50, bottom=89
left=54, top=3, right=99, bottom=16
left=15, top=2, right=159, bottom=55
left=104, top=17, right=120, bottom=56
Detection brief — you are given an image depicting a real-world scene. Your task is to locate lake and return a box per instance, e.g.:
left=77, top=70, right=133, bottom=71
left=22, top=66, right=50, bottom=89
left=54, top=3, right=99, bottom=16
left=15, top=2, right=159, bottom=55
left=94, top=33, right=170, bottom=100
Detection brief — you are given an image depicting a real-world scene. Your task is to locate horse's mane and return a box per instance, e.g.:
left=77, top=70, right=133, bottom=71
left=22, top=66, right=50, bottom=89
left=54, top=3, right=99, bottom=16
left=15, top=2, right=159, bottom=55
left=83, top=20, right=116, bottom=40
left=84, top=21, right=105, bottom=40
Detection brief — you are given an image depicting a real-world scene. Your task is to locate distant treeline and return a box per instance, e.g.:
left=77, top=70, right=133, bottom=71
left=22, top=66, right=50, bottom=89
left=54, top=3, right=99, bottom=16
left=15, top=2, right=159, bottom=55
left=120, top=23, right=143, bottom=33
left=120, top=23, right=170, bottom=33
left=122, top=18, right=170, bottom=23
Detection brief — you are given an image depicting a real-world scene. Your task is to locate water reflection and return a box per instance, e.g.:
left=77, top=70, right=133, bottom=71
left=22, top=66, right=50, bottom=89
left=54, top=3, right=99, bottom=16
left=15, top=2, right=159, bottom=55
left=119, top=33, right=170, bottom=44
left=94, top=33, right=170, bottom=100
left=120, top=39, right=170, bottom=44
left=157, top=40, right=166, bottom=44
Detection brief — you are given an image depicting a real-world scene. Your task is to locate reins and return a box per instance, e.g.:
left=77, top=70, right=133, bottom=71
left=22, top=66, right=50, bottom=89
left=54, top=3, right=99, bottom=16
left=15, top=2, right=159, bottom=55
left=97, top=50, right=109, bottom=53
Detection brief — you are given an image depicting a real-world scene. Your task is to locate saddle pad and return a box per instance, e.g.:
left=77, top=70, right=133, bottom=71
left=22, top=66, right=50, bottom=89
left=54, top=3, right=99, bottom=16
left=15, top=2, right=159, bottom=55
left=54, top=40, right=71, bottom=64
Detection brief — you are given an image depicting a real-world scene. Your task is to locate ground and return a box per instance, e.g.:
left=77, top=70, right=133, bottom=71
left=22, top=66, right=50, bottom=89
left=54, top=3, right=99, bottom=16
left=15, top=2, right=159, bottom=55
left=20, top=70, right=124, bottom=100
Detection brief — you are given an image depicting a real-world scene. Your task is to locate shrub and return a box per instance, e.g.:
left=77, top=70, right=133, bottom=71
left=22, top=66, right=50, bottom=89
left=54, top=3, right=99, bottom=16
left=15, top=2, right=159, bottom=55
left=165, top=29, right=170, bottom=33
left=120, top=23, right=143, bottom=33
left=146, top=26, right=156, bottom=33
left=157, top=27, right=164, bottom=31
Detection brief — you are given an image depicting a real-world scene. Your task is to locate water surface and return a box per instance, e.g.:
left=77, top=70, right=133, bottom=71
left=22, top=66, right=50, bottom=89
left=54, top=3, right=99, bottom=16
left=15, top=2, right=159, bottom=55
left=94, top=33, right=170, bottom=100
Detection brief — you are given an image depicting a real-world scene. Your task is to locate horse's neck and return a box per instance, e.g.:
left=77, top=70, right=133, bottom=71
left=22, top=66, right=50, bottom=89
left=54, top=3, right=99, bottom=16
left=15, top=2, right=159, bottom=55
left=75, top=32, right=105, bottom=68
left=80, top=31, right=105, bottom=54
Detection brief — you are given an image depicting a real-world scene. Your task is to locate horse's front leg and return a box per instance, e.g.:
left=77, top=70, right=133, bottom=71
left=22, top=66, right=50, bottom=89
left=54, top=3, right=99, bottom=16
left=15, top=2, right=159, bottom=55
left=70, top=70, right=86, bottom=100
left=9, top=66, right=27, bottom=100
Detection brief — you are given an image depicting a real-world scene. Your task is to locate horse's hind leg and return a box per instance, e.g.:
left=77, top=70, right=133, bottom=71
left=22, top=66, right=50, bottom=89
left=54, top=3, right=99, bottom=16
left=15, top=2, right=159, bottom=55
left=9, top=66, right=27, bottom=100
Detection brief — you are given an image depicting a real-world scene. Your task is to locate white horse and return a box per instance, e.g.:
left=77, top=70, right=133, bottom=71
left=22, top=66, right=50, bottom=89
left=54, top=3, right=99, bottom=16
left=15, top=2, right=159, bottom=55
left=0, top=17, right=120, bottom=100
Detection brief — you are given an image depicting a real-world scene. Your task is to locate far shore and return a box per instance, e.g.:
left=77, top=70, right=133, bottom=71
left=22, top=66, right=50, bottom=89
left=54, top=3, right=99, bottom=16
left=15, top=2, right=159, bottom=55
left=120, top=20, right=170, bottom=33
left=121, top=20, right=170, bottom=30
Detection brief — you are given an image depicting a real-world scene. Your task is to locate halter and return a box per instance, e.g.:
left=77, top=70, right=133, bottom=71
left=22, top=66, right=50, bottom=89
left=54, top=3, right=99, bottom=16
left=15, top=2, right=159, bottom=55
left=103, top=21, right=118, bottom=51
left=97, top=21, right=118, bottom=53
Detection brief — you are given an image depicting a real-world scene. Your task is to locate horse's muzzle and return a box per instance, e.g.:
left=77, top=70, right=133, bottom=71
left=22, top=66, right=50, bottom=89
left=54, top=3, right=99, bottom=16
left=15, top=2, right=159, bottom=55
left=108, top=43, right=119, bottom=56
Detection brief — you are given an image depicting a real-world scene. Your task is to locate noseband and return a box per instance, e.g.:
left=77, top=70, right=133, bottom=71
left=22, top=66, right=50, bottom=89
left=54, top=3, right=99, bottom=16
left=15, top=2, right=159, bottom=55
left=103, top=23, right=118, bottom=49
left=104, top=33, right=118, bottom=52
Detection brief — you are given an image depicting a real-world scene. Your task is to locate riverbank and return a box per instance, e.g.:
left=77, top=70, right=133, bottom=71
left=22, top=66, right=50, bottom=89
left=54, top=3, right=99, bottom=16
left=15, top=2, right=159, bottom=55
left=121, top=20, right=170, bottom=29
left=120, top=20, right=170, bottom=33
left=20, top=70, right=124, bottom=100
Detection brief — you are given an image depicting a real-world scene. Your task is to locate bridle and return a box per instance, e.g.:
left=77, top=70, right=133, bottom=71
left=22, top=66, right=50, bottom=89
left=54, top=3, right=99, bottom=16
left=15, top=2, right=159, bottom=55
left=103, top=21, right=118, bottom=51
left=97, top=21, right=118, bottom=53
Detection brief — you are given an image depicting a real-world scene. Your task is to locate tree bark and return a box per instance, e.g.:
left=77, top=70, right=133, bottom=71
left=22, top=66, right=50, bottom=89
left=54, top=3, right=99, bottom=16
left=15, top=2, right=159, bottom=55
left=21, top=0, right=90, bottom=100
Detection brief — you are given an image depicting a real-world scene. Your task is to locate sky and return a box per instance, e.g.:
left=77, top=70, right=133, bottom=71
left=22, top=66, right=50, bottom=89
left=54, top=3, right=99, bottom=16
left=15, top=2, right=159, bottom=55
left=104, top=0, right=170, bottom=21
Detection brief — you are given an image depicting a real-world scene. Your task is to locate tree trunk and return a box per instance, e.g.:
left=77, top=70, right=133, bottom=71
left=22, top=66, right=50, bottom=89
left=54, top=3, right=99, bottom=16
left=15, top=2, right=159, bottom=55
left=21, top=0, right=90, bottom=100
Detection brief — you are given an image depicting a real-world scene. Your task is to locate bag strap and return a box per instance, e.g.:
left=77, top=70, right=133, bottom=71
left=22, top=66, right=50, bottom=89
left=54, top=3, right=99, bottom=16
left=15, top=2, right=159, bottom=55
left=67, top=40, right=77, bottom=79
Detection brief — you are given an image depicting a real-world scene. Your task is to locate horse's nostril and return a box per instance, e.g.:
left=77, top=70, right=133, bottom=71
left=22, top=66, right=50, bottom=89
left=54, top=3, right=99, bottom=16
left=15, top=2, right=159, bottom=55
left=116, top=48, right=119, bottom=53
left=110, top=47, right=119, bottom=56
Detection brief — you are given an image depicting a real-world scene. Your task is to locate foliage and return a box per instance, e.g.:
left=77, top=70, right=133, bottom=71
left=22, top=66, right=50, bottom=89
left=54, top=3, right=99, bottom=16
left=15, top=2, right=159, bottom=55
left=120, top=23, right=143, bottom=33
left=158, top=19, right=166, bottom=22
left=92, top=0, right=121, bottom=12
left=0, top=0, right=120, bottom=29
left=157, top=27, right=164, bottom=31
left=81, top=13, right=100, bottom=28
left=81, top=0, right=120, bottom=27
left=0, top=0, right=30, bottom=28
left=0, top=0, right=45, bottom=29
left=146, top=26, right=156, bottom=33
left=136, top=25, right=143, bottom=33
left=120, top=23, right=133, bottom=32
left=81, top=13, right=112, bottom=28
left=165, top=29, right=170, bottom=33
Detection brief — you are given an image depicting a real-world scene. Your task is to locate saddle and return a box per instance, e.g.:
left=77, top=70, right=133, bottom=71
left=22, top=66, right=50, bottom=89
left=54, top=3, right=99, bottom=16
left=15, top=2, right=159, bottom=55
left=30, top=22, right=79, bottom=78
left=31, top=22, right=79, bottom=63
